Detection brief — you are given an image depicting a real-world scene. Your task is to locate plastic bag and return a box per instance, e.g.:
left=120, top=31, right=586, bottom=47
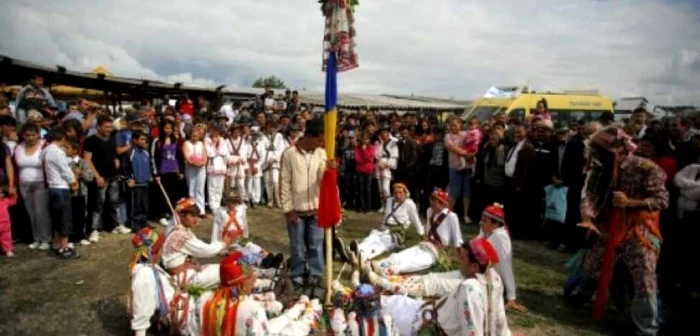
left=545, top=185, right=568, bottom=223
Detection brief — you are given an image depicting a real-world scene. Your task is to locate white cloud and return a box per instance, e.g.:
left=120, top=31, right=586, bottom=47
left=0, top=0, right=698, bottom=104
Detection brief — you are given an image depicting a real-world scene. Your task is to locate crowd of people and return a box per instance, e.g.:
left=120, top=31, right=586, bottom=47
left=1, top=73, right=699, bottom=335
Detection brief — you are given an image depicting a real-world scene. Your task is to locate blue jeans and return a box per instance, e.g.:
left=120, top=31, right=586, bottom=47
left=286, top=215, right=324, bottom=278
left=448, top=168, right=473, bottom=198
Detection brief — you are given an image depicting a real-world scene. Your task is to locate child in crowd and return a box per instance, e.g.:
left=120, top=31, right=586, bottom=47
left=459, top=118, right=481, bottom=170
left=205, top=124, right=229, bottom=212
left=183, top=125, right=208, bottom=217
left=42, top=128, right=78, bottom=259
left=211, top=192, right=248, bottom=244
left=246, top=126, right=265, bottom=207
left=0, top=186, right=18, bottom=257
left=124, top=131, right=151, bottom=232
left=66, top=137, right=94, bottom=246
left=354, top=133, right=375, bottom=213
left=340, top=130, right=358, bottom=209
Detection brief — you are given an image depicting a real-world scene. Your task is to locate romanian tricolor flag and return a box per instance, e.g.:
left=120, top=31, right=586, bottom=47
left=317, top=52, right=342, bottom=229
left=319, top=0, right=359, bottom=306
left=318, top=0, right=358, bottom=229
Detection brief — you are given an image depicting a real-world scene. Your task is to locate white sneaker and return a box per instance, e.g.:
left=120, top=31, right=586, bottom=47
left=28, top=242, right=39, bottom=250
left=38, top=242, right=51, bottom=251
left=89, top=231, right=100, bottom=243
left=463, top=217, right=472, bottom=224
left=67, top=243, right=75, bottom=249
left=79, top=239, right=91, bottom=246
left=159, top=218, right=170, bottom=227
left=6, top=251, right=14, bottom=257
left=112, top=225, right=131, bottom=234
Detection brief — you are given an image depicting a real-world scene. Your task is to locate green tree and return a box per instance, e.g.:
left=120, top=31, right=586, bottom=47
left=252, top=76, right=287, bottom=89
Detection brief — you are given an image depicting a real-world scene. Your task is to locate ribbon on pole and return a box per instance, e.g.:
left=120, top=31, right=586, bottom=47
left=319, top=0, right=359, bottom=307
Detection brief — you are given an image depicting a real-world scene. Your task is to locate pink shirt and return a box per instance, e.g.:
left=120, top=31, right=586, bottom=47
left=0, top=195, right=18, bottom=226
left=445, top=131, right=468, bottom=169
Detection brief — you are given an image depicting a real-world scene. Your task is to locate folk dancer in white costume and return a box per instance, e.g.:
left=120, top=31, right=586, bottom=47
left=226, top=122, right=249, bottom=201
left=381, top=238, right=513, bottom=336
left=246, top=126, right=266, bottom=206
left=205, top=124, right=230, bottom=212
left=349, top=182, right=423, bottom=261
left=162, top=199, right=233, bottom=290
left=330, top=283, right=400, bottom=336
left=476, top=203, right=527, bottom=313
left=192, top=252, right=323, bottom=336
left=212, top=193, right=285, bottom=271
left=261, top=120, right=285, bottom=208
left=372, top=189, right=463, bottom=276
left=128, top=228, right=174, bottom=336
left=375, top=125, right=399, bottom=213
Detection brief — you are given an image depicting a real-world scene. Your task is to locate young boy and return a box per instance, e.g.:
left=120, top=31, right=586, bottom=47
left=117, top=114, right=145, bottom=227
left=66, top=137, right=94, bottom=246
left=41, top=128, right=79, bottom=259
left=211, top=192, right=248, bottom=244
left=124, top=131, right=151, bottom=232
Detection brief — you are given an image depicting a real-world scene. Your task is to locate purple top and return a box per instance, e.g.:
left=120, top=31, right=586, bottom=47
left=160, top=142, right=179, bottom=174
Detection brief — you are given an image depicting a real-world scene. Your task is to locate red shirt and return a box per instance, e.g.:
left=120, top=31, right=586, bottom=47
left=652, top=156, right=677, bottom=185
left=178, top=99, right=194, bottom=117
left=354, top=145, right=376, bottom=175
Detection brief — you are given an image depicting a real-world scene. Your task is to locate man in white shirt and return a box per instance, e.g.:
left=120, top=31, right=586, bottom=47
left=375, top=125, right=399, bottom=213
left=226, top=122, right=250, bottom=200
left=246, top=126, right=266, bottom=206
left=41, top=128, right=78, bottom=259
left=162, top=198, right=234, bottom=289
left=261, top=120, right=285, bottom=208
left=380, top=238, right=513, bottom=336
left=504, top=125, right=528, bottom=178
left=349, top=182, right=423, bottom=261
left=477, top=203, right=527, bottom=312
left=371, top=189, right=463, bottom=276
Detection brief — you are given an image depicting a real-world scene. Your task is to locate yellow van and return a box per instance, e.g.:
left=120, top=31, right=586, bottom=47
left=463, top=87, right=614, bottom=122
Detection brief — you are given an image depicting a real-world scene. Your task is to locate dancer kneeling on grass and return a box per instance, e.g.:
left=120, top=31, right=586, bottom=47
left=128, top=227, right=175, bottom=336
left=162, top=198, right=235, bottom=289
left=212, top=192, right=284, bottom=269
left=476, top=203, right=527, bottom=312
left=347, top=182, right=423, bottom=261
left=368, top=188, right=462, bottom=276
left=381, top=238, right=512, bottom=336
left=194, top=251, right=323, bottom=336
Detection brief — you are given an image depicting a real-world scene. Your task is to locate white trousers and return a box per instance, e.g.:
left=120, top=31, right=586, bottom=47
left=358, top=229, right=396, bottom=260
left=175, top=263, right=220, bottom=290
left=229, top=176, right=247, bottom=200
left=264, top=168, right=280, bottom=206
left=130, top=265, right=175, bottom=333
left=378, top=177, right=391, bottom=210
left=376, top=244, right=437, bottom=275
left=185, top=165, right=206, bottom=215
left=207, top=174, right=226, bottom=212
left=381, top=295, right=425, bottom=336
left=247, top=176, right=262, bottom=204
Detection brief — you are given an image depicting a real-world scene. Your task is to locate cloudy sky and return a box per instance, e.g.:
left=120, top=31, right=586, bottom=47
left=1, top=0, right=698, bottom=104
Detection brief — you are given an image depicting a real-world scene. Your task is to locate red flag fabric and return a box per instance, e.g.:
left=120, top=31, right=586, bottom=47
left=317, top=168, right=341, bottom=228
left=593, top=208, right=621, bottom=320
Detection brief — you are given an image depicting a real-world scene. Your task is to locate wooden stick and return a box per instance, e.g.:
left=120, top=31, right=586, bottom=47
left=157, top=179, right=177, bottom=220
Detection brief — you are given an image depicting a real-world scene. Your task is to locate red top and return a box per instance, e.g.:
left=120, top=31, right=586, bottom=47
left=178, top=99, right=194, bottom=117
left=354, top=144, right=375, bottom=175
left=652, top=156, right=677, bottom=185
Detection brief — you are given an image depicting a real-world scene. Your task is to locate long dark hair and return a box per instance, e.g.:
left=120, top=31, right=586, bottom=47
left=158, top=119, right=177, bottom=144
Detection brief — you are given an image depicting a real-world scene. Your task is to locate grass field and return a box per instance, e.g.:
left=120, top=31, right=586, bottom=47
left=0, top=206, right=694, bottom=335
